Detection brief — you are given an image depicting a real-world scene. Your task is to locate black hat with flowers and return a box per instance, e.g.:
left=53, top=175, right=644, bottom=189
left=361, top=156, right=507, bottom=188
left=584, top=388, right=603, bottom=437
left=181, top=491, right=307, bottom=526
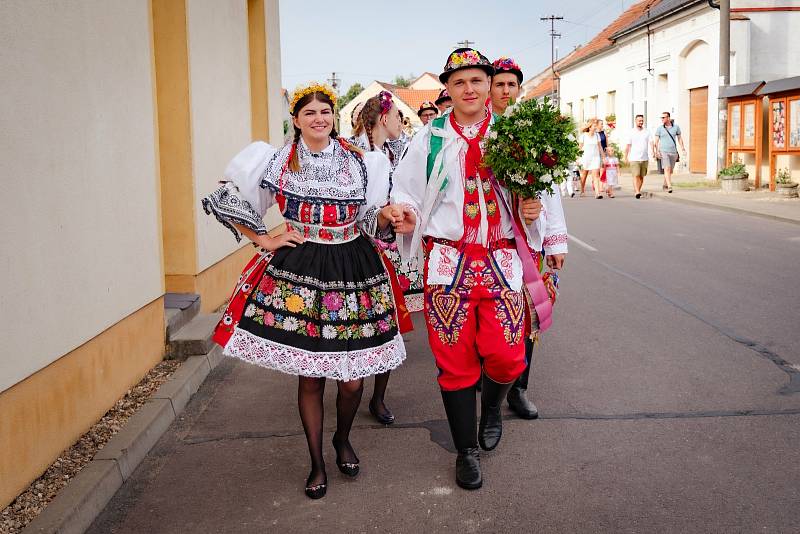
left=492, top=56, right=523, bottom=84
left=417, top=101, right=438, bottom=116
left=439, top=47, right=495, bottom=84
left=435, top=89, right=452, bottom=106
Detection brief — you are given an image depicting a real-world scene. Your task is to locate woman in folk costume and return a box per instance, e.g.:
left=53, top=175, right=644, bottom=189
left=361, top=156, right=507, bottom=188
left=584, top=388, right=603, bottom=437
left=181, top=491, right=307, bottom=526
left=390, top=48, right=565, bottom=490
left=490, top=56, right=568, bottom=420
left=348, top=91, right=423, bottom=425
left=201, top=83, right=409, bottom=500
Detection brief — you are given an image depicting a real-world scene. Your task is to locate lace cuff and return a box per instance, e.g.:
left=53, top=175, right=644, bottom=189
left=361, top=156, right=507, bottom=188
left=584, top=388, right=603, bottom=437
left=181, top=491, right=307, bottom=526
left=202, top=182, right=267, bottom=242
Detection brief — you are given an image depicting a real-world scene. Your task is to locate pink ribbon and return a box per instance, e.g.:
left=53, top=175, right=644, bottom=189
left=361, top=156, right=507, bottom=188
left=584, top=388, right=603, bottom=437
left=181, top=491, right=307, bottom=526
left=491, top=178, right=553, bottom=333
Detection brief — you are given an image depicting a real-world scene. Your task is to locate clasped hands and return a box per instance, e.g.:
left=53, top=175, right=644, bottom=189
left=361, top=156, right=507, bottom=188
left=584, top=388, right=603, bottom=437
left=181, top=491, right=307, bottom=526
left=379, top=204, right=416, bottom=234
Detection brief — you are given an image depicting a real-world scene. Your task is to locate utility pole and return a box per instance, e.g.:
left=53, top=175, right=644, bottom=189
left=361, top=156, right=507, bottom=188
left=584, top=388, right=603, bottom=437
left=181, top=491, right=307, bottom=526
left=714, top=0, right=730, bottom=177
left=540, top=15, right=563, bottom=106
left=456, top=39, right=475, bottom=49
left=327, top=72, right=341, bottom=94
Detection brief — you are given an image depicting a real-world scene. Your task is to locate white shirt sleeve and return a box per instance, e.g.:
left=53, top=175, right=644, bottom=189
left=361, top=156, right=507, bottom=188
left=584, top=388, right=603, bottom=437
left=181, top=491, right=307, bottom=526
left=359, top=150, right=392, bottom=237
left=541, top=190, right=568, bottom=255
left=390, top=126, right=431, bottom=219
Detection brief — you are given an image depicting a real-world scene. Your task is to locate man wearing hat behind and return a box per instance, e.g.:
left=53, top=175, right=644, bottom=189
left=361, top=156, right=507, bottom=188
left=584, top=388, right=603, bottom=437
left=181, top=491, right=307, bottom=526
left=418, top=101, right=438, bottom=126
left=391, top=48, right=557, bottom=490
left=434, top=88, right=453, bottom=114
left=490, top=56, right=568, bottom=421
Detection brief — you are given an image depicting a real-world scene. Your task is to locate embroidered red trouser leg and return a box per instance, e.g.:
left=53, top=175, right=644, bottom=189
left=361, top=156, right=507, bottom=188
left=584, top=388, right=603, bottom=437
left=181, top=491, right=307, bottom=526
left=424, top=246, right=527, bottom=391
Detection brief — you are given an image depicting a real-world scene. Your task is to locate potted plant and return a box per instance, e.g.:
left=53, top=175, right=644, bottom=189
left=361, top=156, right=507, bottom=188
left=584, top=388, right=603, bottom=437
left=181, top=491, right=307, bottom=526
left=775, top=167, right=798, bottom=198
left=718, top=160, right=749, bottom=192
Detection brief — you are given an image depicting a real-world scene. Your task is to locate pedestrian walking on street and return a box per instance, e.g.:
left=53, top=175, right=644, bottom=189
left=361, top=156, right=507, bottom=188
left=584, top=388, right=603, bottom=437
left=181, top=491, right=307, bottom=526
left=202, top=83, right=409, bottom=500
left=351, top=91, right=423, bottom=425
left=491, top=55, right=568, bottom=419
left=654, top=112, right=686, bottom=193
left=624, top=114, right=651, bottom=199
left=579, top=119, right=605, bottom=198
left=391, top=48, right=567, bottom=490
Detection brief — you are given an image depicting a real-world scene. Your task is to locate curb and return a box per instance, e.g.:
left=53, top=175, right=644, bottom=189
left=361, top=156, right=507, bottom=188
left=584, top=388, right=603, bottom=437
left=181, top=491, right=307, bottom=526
left=23, top=346, right=224, bottom=534
left=650, top=191, right=800, bottom=226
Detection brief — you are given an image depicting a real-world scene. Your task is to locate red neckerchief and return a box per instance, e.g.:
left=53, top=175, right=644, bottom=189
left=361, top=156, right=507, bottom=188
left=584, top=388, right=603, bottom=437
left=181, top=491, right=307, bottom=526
left=449, top=112, right=503, bottom=247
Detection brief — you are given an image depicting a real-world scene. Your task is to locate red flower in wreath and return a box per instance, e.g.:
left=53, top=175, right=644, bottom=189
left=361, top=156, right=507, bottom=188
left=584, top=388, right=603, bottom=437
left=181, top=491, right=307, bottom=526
left=538, top=152, right=558, bottom=168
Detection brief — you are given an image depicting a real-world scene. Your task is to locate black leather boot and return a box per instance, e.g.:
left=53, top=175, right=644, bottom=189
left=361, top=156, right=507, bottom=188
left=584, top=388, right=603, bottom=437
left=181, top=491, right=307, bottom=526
left=507, top=340, right=538, bottom=419
left=479, top=375, right=514, bottom=451
left=440, top=387, right=482, bottom=490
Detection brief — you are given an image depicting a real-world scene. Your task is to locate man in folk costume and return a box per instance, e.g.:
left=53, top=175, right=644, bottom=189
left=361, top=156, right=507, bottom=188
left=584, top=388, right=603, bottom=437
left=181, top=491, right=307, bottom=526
left=490, top=56, right=569, bottom=420
left=391, top=48, right=567, bottom=490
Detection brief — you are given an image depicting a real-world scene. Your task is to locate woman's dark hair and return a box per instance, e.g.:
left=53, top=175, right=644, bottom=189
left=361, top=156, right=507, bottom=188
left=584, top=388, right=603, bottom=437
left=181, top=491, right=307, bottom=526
left=288, top=91, right=362, bottom=172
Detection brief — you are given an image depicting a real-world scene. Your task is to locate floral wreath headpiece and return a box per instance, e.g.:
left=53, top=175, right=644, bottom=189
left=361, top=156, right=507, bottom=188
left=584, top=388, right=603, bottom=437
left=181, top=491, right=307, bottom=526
left=377, top=90, right=394, bottom=116
left=289, top=82, right=337, bottom=114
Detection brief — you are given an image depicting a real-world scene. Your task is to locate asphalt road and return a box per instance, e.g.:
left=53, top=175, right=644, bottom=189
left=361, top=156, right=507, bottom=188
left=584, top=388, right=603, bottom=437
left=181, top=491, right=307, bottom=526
left=88, top=192, right=800, bottom=533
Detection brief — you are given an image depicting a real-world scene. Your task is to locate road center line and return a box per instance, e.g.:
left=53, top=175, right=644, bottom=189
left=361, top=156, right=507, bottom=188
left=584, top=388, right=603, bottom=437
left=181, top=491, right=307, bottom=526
left=568, top=233, right=598, bottom=252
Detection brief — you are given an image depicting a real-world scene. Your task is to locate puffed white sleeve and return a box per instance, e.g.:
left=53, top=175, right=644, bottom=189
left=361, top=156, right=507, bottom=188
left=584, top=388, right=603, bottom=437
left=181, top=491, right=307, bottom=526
left=358, top=150, right=393, bottom=239
left=541, top=190, right=568, bottom=255
left=201, top=142, right=277, bottom=242
left=390, top=127, right=431, bottom=218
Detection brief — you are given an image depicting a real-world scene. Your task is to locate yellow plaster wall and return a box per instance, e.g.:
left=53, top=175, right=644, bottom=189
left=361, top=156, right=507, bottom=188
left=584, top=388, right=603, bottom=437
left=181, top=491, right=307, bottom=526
left=152, top=0, right=198, bottom=277
left=0, top=0, right=164, bottom=392
left=0, top=298, right=165, bottom=509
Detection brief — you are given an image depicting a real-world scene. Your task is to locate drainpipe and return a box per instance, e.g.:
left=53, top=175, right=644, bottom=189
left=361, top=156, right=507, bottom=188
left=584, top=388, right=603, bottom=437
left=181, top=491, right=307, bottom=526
left=716, top=0, right=730, bottom=177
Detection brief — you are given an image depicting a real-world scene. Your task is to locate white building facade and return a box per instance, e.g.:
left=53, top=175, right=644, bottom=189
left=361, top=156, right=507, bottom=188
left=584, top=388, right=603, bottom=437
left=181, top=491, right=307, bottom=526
left=558, top=0, right=800, bottom=179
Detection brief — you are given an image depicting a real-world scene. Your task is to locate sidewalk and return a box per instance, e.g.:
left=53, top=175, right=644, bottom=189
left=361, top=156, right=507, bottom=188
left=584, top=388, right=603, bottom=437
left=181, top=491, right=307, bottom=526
left=616, top=169, right=800, bottom=225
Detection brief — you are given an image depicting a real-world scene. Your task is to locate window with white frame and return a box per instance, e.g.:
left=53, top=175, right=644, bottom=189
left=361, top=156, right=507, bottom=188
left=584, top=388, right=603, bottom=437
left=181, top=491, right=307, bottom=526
left=606, top=91, right=616, bottom=121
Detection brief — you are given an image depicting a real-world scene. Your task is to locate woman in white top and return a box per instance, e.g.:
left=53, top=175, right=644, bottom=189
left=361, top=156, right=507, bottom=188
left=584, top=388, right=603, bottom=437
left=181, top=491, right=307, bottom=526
left=578, top=119, right=606, bottom=199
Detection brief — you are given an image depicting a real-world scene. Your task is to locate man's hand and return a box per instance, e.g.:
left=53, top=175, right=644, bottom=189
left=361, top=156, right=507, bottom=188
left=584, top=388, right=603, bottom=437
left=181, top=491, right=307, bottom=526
left=382, top=204, right=417, bottom=234
left=546, top=254, right=565, bottom=270
left=520, top=197, right=542, bottom=225
left=379, top=204, right=405, bottom=230
left=254, top=230, right=304, bottom=251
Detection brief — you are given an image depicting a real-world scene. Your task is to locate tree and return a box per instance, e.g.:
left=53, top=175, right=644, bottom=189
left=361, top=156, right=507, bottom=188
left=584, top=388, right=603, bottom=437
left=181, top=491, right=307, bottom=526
left=338, top=83, right=364, bottom=110
left=392, top=73, right=416, bottom=88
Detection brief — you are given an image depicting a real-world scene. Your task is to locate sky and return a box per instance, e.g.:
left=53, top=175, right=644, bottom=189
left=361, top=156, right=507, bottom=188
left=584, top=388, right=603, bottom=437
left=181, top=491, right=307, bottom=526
left=280, top=0, right=641, bottom=94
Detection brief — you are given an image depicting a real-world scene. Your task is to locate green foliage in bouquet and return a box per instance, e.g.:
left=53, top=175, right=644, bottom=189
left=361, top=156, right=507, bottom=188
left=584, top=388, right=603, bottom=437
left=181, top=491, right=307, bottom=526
left=482, top=97, right=581, bottom=197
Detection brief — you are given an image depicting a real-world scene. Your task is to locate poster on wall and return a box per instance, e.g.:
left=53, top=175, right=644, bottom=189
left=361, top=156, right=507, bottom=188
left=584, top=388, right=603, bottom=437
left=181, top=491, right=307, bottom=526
left=790, top=99, right=800, bottom=148
left=743, top=103, right=755, bottom=147
left=772, top=101, right=785, bottom=149
left=730, top=104, right=741, bottom=145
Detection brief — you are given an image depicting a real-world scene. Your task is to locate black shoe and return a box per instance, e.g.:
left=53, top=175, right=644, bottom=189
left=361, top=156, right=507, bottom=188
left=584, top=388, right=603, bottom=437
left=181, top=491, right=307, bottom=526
left=479, top=376, right=514, bottom=451
left=332, top=436, right=360, bottom=477
left=507, top=387, right=538, bottom=419
left=635, top=192, right=642, bottom=199
left=369, top=401, right=395, bottom=425
left=668, top=187, right=673, bottom=193
left=455, top=447, right=482, bottom=489
left=305, top=473, right=327, bottom=499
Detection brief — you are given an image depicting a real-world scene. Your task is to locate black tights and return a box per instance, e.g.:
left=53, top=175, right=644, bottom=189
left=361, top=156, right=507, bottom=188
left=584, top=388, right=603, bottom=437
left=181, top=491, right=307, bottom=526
left=370, top=371, right=391, bottom=416
left=298, top=376, right=363, bottom=486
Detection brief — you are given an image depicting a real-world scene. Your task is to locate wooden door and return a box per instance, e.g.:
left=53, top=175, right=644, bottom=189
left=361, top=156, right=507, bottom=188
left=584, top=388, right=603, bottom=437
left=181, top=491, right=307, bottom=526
left=689, top=86, right=708, bottom=174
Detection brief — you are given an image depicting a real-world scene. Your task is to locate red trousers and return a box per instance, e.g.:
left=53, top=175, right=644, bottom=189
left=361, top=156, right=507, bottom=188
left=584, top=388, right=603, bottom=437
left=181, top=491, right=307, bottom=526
left=424, top=243, right=527, bottom=391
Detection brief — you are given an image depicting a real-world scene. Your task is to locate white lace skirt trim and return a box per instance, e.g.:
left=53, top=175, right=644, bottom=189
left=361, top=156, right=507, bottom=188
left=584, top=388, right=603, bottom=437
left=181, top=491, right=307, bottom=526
left=223, top=327, right=406, bottom=381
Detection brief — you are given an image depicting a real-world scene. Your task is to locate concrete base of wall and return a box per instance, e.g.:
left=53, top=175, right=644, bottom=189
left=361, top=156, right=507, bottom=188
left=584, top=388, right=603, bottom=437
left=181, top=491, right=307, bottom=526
left=0, top=298, right=165, bottom=509
left=165, top=244, right=254, bottom=313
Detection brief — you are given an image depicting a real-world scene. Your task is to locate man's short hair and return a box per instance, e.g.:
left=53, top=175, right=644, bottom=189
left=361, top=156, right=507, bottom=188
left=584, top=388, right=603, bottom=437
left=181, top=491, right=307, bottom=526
left=635, top=114, right=644, bottom=119
left=662, top=111, right=671, bottom=118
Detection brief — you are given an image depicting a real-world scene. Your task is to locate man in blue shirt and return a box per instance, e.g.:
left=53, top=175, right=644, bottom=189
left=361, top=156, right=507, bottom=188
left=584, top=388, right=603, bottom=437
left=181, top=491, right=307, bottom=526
left=654, top=111, right=686, bottom=193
